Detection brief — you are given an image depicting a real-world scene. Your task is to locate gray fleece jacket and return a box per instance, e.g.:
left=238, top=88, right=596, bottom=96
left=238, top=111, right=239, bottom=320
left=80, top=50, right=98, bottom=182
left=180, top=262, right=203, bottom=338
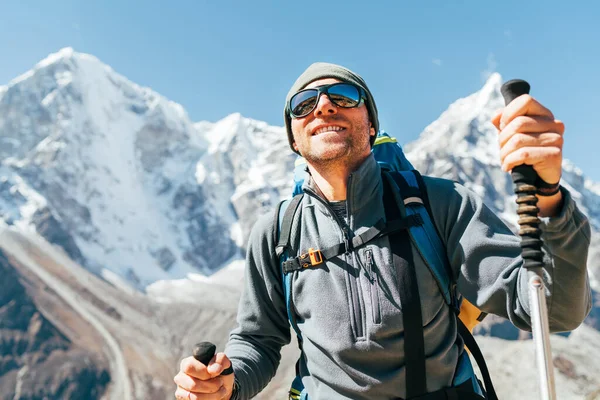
left=225, top=154, right=592, bottom=400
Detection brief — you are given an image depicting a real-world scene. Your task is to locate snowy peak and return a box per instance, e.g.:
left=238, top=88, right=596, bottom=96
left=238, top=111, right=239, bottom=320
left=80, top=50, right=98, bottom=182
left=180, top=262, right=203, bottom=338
left=204, top=112, right=252, bottom=152
left=198, top=112, right=286, bottom=155
left=405, top=72, right=504, bottom=176
left=0, top=48, right=202, bottom=162
left=404, top=71, right=600, bottom=229
left=193, top=112, right=294, bottom=246
left=403, top=72, right=600, bottom=291
left=0, top=49, right=296, bottom=290
left=35, top=46, right=76, bottom=69
left=5, top=47, right=77, bottom=87
left=479, top=72, right=503, bottom=106
left=0, top=49, right=232, bottom=289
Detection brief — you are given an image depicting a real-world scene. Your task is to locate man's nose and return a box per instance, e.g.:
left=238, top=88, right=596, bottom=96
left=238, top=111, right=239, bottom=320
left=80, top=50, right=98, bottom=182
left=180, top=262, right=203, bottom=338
left=313, top=93, right=337, bottom=116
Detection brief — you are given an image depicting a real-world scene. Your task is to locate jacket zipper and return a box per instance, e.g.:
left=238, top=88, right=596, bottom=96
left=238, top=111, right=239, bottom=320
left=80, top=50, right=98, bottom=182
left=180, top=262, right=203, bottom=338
left=345, top=174, right=365, bottom=338
left=364, top=247, right=381, bottom=324
left=304, top=176, right=365, bottom=339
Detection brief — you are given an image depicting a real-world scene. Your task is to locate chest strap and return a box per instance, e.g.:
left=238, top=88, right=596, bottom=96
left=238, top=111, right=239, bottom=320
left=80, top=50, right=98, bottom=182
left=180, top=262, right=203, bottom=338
left=281, top=214, right=424, bottom=274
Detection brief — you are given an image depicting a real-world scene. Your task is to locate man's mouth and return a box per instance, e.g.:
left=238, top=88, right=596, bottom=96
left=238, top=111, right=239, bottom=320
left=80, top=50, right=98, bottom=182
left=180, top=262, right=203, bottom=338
left=312, top=125, right=345, bottom=136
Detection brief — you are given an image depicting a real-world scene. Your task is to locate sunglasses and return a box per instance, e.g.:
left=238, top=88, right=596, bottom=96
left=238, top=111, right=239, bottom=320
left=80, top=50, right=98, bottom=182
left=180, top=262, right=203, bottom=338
left=288, top=82, right=366, bottom=118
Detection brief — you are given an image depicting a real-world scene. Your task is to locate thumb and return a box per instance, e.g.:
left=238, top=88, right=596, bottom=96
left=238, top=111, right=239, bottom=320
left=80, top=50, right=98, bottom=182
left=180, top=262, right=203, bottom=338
left=207, top=361, right=223, bottom=376
left=491, top=108, right=503, bottom=130
left=207, top=352, right=231, bottom=377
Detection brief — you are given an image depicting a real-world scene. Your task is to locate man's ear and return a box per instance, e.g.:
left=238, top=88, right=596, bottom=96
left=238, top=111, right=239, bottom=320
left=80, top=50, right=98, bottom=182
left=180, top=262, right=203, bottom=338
left=369, top=124, right=376, bottom=137
left=293, top=141, right=299, bottom=152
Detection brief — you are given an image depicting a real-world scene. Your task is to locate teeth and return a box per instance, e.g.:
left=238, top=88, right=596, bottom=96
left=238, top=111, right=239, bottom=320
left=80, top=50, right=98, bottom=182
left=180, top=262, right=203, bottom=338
left=314, top=126, right=343, bottom=135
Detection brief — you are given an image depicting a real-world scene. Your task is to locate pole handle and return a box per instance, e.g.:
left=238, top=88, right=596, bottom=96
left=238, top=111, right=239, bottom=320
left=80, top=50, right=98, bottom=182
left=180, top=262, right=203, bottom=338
left=193, top=342, right=234, bottom=375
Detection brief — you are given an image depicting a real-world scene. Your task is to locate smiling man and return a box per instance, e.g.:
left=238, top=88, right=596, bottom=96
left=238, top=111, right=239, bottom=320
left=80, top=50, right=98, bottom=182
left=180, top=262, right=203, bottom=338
left=287, top=77, right=375, bottom=202
left=173, top=63, right=592, bottom=400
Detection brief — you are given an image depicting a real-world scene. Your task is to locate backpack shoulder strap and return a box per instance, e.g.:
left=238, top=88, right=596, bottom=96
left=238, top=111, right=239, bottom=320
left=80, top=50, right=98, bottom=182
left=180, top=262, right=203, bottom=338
left=274, top=195, right=309, bottom=399
left=274, top=194, right=304, bottom=340
left=276, top=194, right=303, bottom=258
left=386, top=170, right=498, bottom=398
left=385, top=170, right=456, bottom=309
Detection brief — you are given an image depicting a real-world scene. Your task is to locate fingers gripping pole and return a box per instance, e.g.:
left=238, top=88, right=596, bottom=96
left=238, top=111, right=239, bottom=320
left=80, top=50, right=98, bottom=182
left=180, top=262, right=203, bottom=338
left=193, top=342, right=234, bottom=375
left=501, top=80, right=557, bottom=400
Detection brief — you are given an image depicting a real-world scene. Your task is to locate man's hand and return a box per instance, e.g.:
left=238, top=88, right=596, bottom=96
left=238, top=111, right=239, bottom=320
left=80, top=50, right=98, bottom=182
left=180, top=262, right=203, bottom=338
left=492, top=94, right=565, bottom=217
left=174, top=352, right=235, bottom=400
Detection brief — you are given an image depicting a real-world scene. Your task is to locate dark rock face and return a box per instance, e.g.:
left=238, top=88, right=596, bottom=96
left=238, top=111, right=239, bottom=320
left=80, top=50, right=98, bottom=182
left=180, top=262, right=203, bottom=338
left=0, top=250, right=110, bottom=400
left=172, top=185, right=239, bottom=274
left=30, top=207, right=86, bottom=266
left=0, top=349, right=111, bottom=400
left=152, top=246, right=176, bottom=271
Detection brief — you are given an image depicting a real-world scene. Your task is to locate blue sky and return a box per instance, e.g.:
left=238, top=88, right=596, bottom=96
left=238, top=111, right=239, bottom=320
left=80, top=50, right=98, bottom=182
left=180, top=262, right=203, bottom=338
left=1, top=1, right=599, bottom=182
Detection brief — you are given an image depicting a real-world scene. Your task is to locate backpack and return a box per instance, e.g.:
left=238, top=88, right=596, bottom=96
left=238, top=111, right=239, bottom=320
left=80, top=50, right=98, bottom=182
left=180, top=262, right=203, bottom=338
left=274, top=132, right=497, bottom=400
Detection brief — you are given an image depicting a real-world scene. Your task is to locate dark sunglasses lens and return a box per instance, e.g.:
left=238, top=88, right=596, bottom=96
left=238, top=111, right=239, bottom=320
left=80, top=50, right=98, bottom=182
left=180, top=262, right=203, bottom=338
left=290, top=89, right=318, bottom=117
left=328, top=84, right=361, bottom=108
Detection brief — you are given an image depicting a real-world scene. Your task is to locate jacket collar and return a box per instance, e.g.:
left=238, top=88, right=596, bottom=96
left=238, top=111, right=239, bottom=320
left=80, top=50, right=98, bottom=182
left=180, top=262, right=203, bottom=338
left=303, top=153, right=382, bottom=215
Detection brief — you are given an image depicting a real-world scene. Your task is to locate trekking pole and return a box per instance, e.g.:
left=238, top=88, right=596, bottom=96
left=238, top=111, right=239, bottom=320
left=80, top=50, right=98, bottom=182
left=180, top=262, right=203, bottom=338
left=500, top=80, right=557, bottom=400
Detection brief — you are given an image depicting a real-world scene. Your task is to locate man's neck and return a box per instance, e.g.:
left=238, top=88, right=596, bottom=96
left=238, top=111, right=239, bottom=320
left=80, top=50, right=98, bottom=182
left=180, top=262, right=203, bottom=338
left=307, top=154, right=369, bottom=201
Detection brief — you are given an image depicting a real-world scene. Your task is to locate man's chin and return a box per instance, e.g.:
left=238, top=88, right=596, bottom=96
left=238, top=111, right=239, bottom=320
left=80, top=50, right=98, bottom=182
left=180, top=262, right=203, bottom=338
left=303, top=146, right=350, bottom=163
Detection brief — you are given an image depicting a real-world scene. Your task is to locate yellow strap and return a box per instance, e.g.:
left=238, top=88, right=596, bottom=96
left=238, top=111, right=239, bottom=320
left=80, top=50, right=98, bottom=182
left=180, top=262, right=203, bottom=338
left=459, top=298, right=483, bottom=332
left=374, top=136, right=398, bottom=146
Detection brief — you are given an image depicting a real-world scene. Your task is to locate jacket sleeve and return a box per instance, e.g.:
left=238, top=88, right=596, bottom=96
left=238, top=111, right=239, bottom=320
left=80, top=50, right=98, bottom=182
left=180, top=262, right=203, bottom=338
left=425, top=177, right=593, bottom=332
left=224, top=211, right=291, bottom=400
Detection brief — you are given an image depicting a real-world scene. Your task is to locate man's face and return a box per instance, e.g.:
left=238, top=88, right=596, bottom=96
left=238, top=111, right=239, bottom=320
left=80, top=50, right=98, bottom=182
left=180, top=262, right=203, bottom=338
left=290, top=78, right=375, bottom=165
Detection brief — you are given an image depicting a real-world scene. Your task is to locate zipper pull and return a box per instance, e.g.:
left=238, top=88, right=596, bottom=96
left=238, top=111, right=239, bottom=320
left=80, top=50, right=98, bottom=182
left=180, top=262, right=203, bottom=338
left=364, top=248, right=374, bottom=282
left=343, top=227, right=351, bottom=255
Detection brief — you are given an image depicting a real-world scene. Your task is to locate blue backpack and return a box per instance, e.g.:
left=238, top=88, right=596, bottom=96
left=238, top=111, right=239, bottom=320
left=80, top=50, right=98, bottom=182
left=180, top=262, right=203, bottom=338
left=274, top=132, right=496, bottom=400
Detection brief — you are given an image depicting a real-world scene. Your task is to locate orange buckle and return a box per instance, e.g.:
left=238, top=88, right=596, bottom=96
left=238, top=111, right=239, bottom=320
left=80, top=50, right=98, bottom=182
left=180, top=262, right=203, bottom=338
left=299, top=248, right=324, bottom=268
left=308, top=248, right=323, bottom=265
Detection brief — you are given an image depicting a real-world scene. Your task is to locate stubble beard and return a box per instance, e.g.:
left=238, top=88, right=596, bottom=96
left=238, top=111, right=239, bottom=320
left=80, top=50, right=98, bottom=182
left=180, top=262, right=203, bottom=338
left=301, top=124, right=372, bottom=172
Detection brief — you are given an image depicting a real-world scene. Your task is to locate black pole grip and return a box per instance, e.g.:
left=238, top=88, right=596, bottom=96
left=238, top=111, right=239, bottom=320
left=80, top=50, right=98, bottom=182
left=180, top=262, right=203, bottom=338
left=501, top=80, right=538, bottom=186
left=500, top=79, right=530, bottom=104
left=192, top=342, right=234, bottom=375
left=500, top=79, right=544, bottom=269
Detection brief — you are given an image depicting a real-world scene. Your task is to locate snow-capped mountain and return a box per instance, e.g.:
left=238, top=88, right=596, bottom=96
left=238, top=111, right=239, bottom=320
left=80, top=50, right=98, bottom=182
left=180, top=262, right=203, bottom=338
left=403, top=72, right=600, bottom=291
left=0, top=48, right=251, bottom=288
left=0, top=48, right=598, bottom=295
left=194, top=112, right=295, bottom=244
